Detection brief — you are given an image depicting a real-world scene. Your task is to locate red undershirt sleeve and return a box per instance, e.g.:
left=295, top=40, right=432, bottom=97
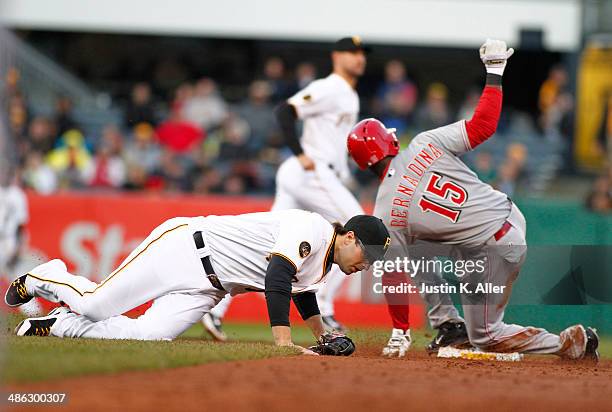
left=464, top=86, right=503, bottom=150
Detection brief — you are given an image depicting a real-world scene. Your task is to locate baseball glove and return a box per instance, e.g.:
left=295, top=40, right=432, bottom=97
left=309, top=332, right=355, bottom=356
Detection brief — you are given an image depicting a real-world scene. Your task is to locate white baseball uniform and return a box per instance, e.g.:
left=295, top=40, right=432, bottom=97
left=0, top=184, right=28, bottom=275
left=24, top=210, right=338, bottom=340
left=275, top=73, right=364, bottom=317
left=212, top=73, right=363, bottom=320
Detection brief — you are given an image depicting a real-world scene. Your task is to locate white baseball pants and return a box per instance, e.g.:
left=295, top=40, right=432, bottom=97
left=26, top=217, right=226, bottom=340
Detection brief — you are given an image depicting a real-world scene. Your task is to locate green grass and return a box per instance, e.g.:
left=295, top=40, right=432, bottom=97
left=599, top=337, right=612, bottom=359
left=2, top=313, right=611, bottom=384
left=0, top=313, right=393, bottom=384
left=0, top=314, right=300, bottom=384
left=2, top=335, right=298, bottom=383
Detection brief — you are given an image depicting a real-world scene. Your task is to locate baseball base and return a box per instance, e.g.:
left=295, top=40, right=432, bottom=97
left=437, top=346, right=523, bottom=362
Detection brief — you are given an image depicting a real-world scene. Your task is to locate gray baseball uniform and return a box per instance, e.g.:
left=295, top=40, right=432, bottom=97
left=373, top=121, right=565, bottom=355
left=374, top=121, right=510, bottom=246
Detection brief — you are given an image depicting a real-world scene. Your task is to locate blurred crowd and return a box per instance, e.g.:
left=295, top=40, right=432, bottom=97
left=3, top=57, right=609, bottom=213
left=5, top=59, right=307, bottom=196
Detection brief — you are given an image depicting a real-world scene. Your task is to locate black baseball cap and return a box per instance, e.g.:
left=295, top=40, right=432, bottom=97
left=345, top=215, right=390, bottom=262
left=333, top=36, right=371, bottom=54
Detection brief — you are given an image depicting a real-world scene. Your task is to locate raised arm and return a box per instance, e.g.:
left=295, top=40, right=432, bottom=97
left=465, top=39, right=514, bottom=150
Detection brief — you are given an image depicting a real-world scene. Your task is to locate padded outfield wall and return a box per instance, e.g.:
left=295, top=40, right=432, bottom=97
left=503, top=198, right=612, bottom=333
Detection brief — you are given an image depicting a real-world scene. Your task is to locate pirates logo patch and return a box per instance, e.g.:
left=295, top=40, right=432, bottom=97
left=299, top=241, right=311, bottom=258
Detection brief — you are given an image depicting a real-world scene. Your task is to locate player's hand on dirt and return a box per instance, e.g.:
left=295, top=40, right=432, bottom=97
left=479, top=38, right=514, bottom=76
left=293, top=344, right=320, bottom=356
left=297, top=153, right=316, bottom=171
left=276, top=341, right=320, bottom=356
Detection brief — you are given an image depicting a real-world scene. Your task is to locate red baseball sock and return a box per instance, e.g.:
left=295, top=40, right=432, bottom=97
left=382, top=271, right=410, bottom=331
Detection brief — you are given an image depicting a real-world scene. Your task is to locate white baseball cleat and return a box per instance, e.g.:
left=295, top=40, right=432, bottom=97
left=382, top=328, right=411, bottom=358
left=15, top=306, right=71, bottom=337
left=202, top=313, right=228, bottom=342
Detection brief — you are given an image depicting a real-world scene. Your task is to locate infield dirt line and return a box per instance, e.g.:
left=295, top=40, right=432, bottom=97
left=5, top=352, right=612, bottom=412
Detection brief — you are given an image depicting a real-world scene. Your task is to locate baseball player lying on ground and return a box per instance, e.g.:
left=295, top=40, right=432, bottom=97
left=6, top=210, right=390, bottom=356
left=347, top=39, right=599, bottom=361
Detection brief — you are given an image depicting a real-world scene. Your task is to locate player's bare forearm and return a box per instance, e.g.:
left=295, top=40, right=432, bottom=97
left=297, top=153, right=315, bottom=170
left=304, top=314, right=326, bottom=339
left=271, top=325, right=293, bottom=346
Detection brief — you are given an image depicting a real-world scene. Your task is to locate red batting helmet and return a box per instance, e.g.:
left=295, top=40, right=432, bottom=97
left=347, top=118, right=399, bottom=170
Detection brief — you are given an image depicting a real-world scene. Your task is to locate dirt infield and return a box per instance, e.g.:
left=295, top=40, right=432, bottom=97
left=7, top=349, right=612, bottom=412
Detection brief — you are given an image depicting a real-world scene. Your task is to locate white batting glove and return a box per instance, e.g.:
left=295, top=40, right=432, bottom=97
left=479, top=38, right=514, bottom=76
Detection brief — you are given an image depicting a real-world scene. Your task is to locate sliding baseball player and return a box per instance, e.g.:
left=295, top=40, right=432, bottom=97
left=347, top=39, right=599, bottom=361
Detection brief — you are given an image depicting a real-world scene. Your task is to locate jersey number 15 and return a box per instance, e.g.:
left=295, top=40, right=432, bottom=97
left=418, top=173, right=467, bottom=223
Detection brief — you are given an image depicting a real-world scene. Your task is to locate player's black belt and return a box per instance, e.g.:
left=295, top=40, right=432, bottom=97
left=193, top=231, right=225, bottom=291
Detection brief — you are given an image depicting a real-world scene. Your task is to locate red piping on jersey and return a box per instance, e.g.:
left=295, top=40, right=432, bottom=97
left=465, top=86, right=503, bottom=149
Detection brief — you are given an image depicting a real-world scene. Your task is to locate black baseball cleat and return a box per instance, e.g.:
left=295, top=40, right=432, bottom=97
left=322, top=315, right=346, bottom=333
left=426, top=321, right=471, bottom=354
left=14, top=307, right=68, bottom=337
left=584, top=327, right=600, bottom=363
left=4, top=274, right=33, bottom=307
